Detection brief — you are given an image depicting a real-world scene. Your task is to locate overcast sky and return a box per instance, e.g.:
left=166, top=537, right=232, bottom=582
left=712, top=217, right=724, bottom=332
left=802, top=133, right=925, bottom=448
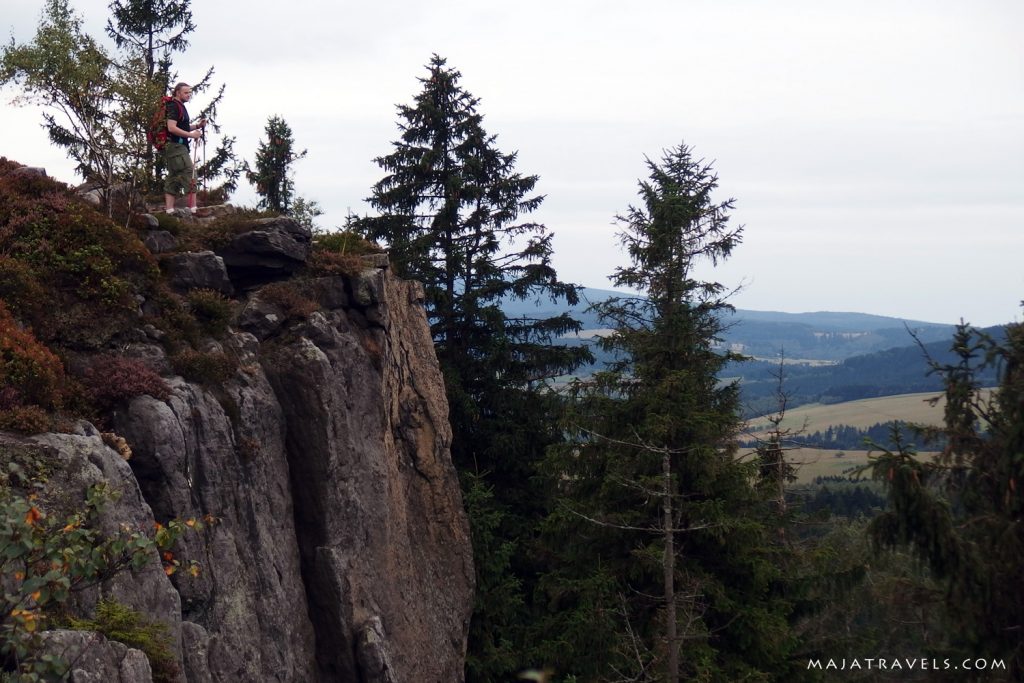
left=3, top=0, right=1022, bottom=326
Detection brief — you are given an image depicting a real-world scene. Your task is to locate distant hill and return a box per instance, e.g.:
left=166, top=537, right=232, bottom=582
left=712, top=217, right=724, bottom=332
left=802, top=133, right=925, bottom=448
left=503, top=287, right=957, bottom=361
left=502, top=288, right=1005, bottom=414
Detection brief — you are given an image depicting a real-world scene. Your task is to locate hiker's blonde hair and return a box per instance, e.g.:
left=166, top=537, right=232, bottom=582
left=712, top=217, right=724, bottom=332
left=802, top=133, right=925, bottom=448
left=172, top=82, right=191, bottom=96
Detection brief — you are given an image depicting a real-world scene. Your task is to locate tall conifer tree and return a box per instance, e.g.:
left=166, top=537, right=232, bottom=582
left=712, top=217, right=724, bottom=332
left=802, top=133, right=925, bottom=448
left=538, top=144, right=795, bottom=681
left=359, top=55, right=590, bottom=680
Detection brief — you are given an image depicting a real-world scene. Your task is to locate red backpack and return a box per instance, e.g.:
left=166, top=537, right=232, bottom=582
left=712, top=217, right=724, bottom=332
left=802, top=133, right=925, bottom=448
left=147, top=96, right=185, bottom=150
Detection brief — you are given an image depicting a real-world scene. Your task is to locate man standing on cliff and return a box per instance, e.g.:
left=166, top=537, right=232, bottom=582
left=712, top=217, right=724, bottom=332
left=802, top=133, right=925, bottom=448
left=163, top=82, right=206, bottom=213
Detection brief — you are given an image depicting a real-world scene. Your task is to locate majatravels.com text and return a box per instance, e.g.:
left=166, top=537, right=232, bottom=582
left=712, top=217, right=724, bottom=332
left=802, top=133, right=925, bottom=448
left=807, top=658, right=1006, bottom=672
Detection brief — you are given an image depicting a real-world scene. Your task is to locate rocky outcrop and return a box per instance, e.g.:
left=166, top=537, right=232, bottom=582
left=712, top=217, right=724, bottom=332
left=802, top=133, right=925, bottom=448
left=40, top=630, right=154, bottom=683
left=163, top=251, right=234, bottom=295
left=260, top=267, right=472, bottom=682
left=215, top=216, right=312, bottom=288
left=103, top=259, right=472, bottom=682
left=2, top=253, right=472, bottom=681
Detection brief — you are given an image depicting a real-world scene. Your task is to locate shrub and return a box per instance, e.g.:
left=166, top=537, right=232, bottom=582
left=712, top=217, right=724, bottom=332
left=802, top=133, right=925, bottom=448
left=0, top=302, right=66, bottom=410
left=306, top=250, right=370, bottom=277
left=0, top=475, right=156, bottom=679
left=0, top=450, right=206, bottom=680
left=81, top=354, right=171, bottom=411
left=152, top=211, right=183, bottom=235
left=144, top=286, right=202, bottom=348
left=65, top=600, right=179, bottom=683
left=0, top=256, right=45, bottom=324
left=258, top=282, right=318, bottom=320
left=313, top=230, right=382, bottom=256
left=186, top=289, right=234, bottom=337
left=0, top=405, right=51, bottom=435
left=170, top=349, right=237, bottom=385
left=0, top=160, right=160, bottom=348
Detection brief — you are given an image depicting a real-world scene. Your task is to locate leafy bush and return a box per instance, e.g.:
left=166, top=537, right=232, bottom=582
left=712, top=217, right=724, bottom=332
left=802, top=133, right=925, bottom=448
left=0, top=257, right=45, bottom=324
left=0, top=302, right=66, bottom=415
left=81, top=354, right=171, bottom=412
left=143, top=286, right=202, bottom=348
left=0, top=449, right=207, bottom=680
left=65, top=600, right=179, bottom=683
left=0, top=158, right=159, bottom=348
left=0, top=407, right=51, bottom=435
left=306, top=251, right=371, bottom=277
left=313, top=230, right=382, bottom=256
left=258, top=282, right=317, bottom=320
left=0, top=474, right=152, bottom=678
left=170, top=349, right=237, bottom=385
left=151, top=211, right=183, bottom=235
left=186, top=289, right=234, bottom=337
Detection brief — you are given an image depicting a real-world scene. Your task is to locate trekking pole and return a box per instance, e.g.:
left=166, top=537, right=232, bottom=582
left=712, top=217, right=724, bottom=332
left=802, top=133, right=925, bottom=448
left=188, top=139, right=199, bottom=211
left=202, top=129, right=207, bottom=198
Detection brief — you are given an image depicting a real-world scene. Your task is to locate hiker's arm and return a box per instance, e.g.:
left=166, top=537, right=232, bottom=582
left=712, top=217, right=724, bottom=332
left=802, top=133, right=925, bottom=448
left=167, top=119, right=201, bottom=139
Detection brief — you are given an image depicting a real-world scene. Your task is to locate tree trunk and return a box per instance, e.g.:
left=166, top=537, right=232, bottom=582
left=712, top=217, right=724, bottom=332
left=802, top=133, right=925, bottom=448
left=663, top=450, right=679, bottom=681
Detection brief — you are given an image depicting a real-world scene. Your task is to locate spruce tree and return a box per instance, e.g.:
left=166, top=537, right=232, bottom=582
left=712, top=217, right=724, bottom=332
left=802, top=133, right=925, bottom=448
left=538, top=144, right=795, bottom=681
left=867, top=316, right=1024, bottom=674
left=359, top=55, right=589, bottom=681
left=105, top=0, right=195, bottom=82
left=247, top=115, right=306, bottom=212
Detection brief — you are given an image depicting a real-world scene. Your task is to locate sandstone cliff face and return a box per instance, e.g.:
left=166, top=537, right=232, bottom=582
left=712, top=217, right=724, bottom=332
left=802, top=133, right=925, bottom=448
left=3, top=216, right=474, bottom=682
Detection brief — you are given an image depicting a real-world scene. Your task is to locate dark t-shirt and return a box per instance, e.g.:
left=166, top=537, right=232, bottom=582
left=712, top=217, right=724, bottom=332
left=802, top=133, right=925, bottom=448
left=165, top=99, right=190, bottom=147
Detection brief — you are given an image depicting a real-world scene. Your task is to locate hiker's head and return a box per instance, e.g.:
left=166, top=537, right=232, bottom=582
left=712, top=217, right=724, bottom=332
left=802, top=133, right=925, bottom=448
left=172, top=83, right=192, bottom=101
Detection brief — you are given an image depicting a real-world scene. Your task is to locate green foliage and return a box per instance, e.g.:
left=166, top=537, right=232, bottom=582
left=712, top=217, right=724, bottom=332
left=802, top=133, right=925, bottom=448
left=65, top=600, right=179, bottom=683
left=246, top=116, right=307, bottom=212
left=105, top=0, right=195, bottom=82
left=1, top=0, right=239, bottom=200
left=170, top=349, right=237, bottom=385
left=186, top=289, right=234, bottom=337
left=172, top=208, right=276, bottom=252
left=313, top=230, right=381, bottom=256
left=288, top=196, right=325, bottom=233
left=0, top=463, right=154, bottom=678
left=0, top=159, right=159, bottom=348
left=865, top=317, right=1024, bottom=674
left=461, top=475, right=523, bottom=680
left=0, top=0, right=119, bottom=185
left=307, top=230, right=384, bottom=277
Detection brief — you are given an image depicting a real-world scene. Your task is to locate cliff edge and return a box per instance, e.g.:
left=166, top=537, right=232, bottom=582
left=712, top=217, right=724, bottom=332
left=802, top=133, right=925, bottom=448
left=0, top=159, right=474, bottom=682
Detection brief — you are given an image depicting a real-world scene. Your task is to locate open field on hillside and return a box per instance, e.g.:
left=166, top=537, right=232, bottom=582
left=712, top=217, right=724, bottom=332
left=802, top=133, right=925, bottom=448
left=773, top=448, right=939, bottom=484
left=741, top=390, right=999, bottom=484
left=747, top=391, right=960, bottom=434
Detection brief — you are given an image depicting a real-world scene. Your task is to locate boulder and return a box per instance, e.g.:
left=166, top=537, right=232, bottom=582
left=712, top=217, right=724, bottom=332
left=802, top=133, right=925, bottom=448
left=143, top=230, right=179, bottom=254
left=237, top=296, right=286, bottom=341
left=39, top=630, right=154, bottom=683
left=163, top=251, right=234, bottom=295
left=216, top=217, right=311, bottom=288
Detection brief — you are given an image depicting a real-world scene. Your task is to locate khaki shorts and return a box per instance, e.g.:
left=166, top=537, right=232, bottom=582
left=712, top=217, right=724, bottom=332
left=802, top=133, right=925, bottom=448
left=163, top=142, right=193, bottom=196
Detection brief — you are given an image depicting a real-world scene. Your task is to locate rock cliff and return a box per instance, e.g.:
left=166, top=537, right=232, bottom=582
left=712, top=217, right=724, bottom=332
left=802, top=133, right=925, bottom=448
left=0, top=164, right=474, bottom=682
